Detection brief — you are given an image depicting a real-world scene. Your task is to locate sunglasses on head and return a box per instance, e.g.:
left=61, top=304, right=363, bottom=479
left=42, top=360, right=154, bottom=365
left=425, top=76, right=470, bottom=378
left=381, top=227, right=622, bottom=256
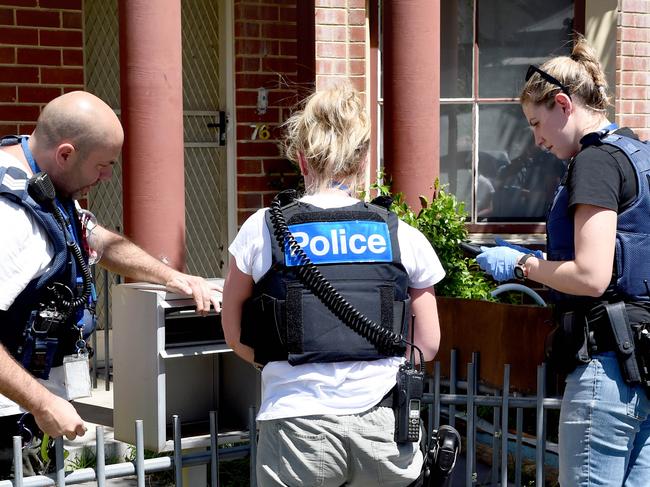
left=525, top=65, right=572, bottom=100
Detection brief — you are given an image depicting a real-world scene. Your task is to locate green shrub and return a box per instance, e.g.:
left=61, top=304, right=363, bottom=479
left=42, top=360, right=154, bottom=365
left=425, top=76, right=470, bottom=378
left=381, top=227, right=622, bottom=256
left=373, top=178, right=495, bottom=300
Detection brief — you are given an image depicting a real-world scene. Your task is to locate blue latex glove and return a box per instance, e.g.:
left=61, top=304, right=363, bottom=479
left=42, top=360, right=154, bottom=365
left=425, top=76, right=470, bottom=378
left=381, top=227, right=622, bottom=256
left=494, top=237, right=544, bottom=260
left=476, top=246, right=524, bottom=282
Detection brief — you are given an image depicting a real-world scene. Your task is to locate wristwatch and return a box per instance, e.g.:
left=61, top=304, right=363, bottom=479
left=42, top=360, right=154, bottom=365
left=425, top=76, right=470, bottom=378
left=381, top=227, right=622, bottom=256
left=514, top=253, right=535, bottom=280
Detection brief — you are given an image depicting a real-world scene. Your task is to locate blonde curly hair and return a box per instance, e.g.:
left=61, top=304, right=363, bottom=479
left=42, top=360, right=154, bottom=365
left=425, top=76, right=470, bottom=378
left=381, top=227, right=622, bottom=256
left=282, top=82, right=370, bottom=194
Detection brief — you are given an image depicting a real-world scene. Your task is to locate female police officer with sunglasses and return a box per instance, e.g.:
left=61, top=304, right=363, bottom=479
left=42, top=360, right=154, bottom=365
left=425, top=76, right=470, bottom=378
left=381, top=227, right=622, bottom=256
left=477, top=34, right=650, bottom=485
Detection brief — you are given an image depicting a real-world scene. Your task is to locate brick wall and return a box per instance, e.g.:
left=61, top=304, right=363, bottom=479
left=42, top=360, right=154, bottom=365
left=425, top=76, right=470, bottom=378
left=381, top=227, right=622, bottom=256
left=617, top=0, right=650, bottom=140
left=0, top=0, right=83, bottom=135
left=234, top=0, right=303, bottom=225
left=314, top=0, right=366, bottom=93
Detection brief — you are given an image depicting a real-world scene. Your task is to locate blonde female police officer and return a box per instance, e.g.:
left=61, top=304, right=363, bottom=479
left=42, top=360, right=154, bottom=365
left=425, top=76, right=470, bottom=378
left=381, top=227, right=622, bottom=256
left=477, top=35, right=650, bottom=485
left=222, top=83, right=445, bottom=486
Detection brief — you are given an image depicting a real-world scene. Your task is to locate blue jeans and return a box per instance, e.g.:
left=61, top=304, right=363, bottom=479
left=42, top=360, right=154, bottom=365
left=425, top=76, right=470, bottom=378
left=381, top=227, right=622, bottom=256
left=559, top=352, right=650, bottom=486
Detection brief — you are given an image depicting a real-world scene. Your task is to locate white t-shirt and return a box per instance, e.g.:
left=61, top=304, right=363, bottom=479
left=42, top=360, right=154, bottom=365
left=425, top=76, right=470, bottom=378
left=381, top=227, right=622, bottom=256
left=0, top=150, right=62, bottom=416
left=228, top=193, right=445, bottom=421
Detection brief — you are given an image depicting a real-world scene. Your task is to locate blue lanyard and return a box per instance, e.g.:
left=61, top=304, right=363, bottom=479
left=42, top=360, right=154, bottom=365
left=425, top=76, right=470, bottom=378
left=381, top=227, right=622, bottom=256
left=20, top=136, right=80, bottom=245
left=600, top=122, right=619, bottom=136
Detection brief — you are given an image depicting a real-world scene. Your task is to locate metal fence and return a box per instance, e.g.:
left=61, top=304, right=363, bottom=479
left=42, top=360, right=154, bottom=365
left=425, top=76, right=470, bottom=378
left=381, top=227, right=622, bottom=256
left=3, top=347, right=562, bottom=487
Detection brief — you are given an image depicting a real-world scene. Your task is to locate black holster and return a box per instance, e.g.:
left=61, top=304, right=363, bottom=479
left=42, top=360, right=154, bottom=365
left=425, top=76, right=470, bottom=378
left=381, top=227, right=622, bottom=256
left=602, top=302, right=642, bottom=384
left=545, top=309, right=591, bottom=375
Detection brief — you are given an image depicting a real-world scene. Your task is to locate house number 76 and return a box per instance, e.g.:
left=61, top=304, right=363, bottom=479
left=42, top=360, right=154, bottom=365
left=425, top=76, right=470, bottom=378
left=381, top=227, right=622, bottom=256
left=250, top=123, right=270, bottom=140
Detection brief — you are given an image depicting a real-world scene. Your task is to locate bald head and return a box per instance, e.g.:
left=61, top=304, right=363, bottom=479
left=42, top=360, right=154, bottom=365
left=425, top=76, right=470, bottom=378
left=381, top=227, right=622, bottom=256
left=33, top=91, right=124, bottom=158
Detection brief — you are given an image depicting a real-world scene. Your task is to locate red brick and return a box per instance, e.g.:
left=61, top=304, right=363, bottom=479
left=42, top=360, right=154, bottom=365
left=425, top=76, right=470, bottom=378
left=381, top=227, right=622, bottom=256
left=237, top=192, right=263, bottom=209
left=0, top=123, right=18, bottom=133
left=18, top=85, right=61, bottom=103
left=278, top=6, right=296, bottom=22
left=62, top=48, right=82, bottom=66
left=235, top=21, right=260, bottom=37
left=634, top=71, right=650, bottom=85
left=17, top=47, right=61, bottom=65
left=0, top=65, right=38, bottom=82
left=262, top=192, right=277, bottom=207
left=348, top=26, right=365, bottom=42
left=315, top=0, right=347, bottom=6
left=18, top=122, right=36, bottom=133
left=620, top=86, right=646, bottom=100
left=269, top=89, right=300, bottom=107
left=261, top=22, right=296, bottom=39
left=263, top=158, right=294, bottom=174
left=61, top=11, right=81, bottom=29
left=349, top=9, right=366, bottom=26
left=349, top=43, right=365, bottom=59
left=315, top=8, right=346, bottom=25
left=235, top=38, right=279, bottom=56
left=235, top=56, right=260, bottom=72
left=236, top=89, right=261, bottom=106
left=349, top=59, right=365, bottom=76
left=279, top=40, right=296, bottom=56
left=316, top=42, right=345, bottom=58
left=0, top=103, right=40, bottom=121
left=40, top=66, right=83, bottom=84
left=620, top=114, right=646, bottom=127
left=621, top=27, right=650, bottom=42
left=16, top=9, right=60, bottom=28
left=236, top=124, right=255, bottom=139
left=0, top=86, right=16, bottom=102
left=0, top=46, right=15, bottom=63
left=236, top=141, right=281, bottom=157
left=39, top=29, right=82, bottom=47
left=237, top=106, right=281, bottom=123
left=237, top=174, right=276, bottom=191
left=620, top=99, right=634, bottom=114
left=236, top=72, right=281, bottom=89
left=0, top=0, right=36, bottom=6
left=316, top=58, right=346, bottom=75
left=39, top=0, right=82, bottom=9
left=237, top=210, right=255, bottom=226
left=316, top=25, right=345, bottom=42
left=634, top=100, right=650, bottom=113
left=236, top=158, right=263, bottom=174
left=0, top=26, right=38, bottom=45
left=261, top=56, right=297, bottom=73
left=621, top=0, right=649, bottom=13
left=0, top=8, right=14, bottom=25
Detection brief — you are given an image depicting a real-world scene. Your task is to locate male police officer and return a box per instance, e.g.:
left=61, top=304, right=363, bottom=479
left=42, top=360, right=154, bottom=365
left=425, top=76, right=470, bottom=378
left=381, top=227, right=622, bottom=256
left=0, top=91, right=221, bottom=476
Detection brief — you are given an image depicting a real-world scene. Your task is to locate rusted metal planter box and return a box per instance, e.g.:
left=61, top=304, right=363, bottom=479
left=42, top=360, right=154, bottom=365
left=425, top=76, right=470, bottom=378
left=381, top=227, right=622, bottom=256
left=432, top=296, right=554, bottom=393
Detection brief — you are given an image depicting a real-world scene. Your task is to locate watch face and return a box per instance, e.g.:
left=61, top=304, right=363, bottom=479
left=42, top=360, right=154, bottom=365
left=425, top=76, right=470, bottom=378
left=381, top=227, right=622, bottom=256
left=514, top=265, right=525, bottom=279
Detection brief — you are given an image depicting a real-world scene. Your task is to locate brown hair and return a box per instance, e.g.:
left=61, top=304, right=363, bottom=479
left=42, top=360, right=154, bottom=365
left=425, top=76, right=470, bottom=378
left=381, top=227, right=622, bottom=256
left=282, top=82, right=370, bottom=194
left=520, top=34, right=611, bottom=112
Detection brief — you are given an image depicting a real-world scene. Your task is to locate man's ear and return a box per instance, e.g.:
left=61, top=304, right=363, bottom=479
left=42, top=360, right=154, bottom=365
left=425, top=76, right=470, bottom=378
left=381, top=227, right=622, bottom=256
left=55, top=143, right=76, bottom=168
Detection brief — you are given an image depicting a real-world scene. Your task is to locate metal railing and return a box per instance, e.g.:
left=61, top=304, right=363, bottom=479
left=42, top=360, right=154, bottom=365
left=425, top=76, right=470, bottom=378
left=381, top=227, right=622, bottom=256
left=4, top=350, right=562, bottom=486
left=424, top=350, right=561, bottom=486
left=2, top=411, right=254, bottom=487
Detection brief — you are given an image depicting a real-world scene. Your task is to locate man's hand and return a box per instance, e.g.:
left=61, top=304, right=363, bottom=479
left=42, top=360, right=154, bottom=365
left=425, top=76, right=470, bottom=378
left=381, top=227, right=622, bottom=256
left=165, top=272, right=222, bottom=315
left=32, top=395, right=86, bottom=441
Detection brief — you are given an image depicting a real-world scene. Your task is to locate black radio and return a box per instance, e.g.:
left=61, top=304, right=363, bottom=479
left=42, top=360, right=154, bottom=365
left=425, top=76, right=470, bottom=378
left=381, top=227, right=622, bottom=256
left=395, top=362, right=424, bottom=443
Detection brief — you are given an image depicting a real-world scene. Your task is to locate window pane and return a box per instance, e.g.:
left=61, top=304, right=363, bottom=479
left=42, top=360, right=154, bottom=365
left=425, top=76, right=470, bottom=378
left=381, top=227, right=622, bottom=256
left=441, top=0, right=473, bottom=98
left=478, top=0, right=573, bottom=98
left=478, top=104, right=566, bottom=222
left=440, top=104, right=473, bottom=211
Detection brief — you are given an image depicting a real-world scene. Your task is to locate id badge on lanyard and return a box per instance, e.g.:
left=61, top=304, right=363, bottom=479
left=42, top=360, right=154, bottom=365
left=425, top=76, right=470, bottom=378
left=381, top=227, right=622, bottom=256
left=63, top=352, right=91, bottom=400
